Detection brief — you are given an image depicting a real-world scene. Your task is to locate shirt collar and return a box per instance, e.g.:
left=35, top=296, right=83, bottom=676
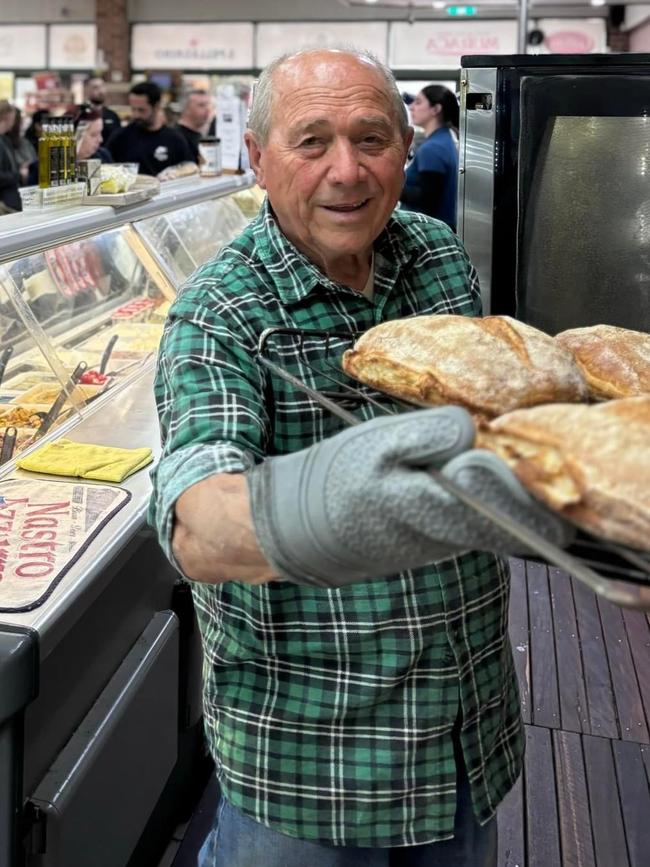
left=252, top=197, right=420, bottom=307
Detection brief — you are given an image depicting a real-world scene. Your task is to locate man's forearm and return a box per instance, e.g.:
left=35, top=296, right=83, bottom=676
left=172, top=472, right=277, bottom=585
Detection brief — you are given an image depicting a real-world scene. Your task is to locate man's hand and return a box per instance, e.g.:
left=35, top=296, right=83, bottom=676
left=173, top=473, right=277, bottom=585
left=247, top=407, right=574, bottom=588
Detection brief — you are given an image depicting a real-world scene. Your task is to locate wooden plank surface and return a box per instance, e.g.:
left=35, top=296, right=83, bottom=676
left=508, top=557, right=531, bottom=725
left=583, top=734, right=629, bottom=867
left=597, top=597, right=649, bottom=743
left=572, top=579, right=619, bottom=739
left=526, top=560, right=560, bottom=729
left=643, top=743, right=650, bottom=787
left=621, top=609, right=650, bottom=742
left=550, top=569, right=589, bottom=734
left=553, top=730, right=596, bottom=867
left=497, top=772, right=526, bottom=867
left=612, top=740, right=650, bottom=867
left=503, top=563, right=650, bottom=867
left=525, top=725, right=561, bottom=867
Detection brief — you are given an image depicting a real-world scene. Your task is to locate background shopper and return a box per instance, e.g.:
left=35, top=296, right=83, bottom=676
left=107, top=81, right=193, bottom=177
left=176, top=89, right=212, bottom=163
left=0, top=101, right=22, bottom=213
left=400, top=85, right=460, bottom=231
left=85, top=76, right=122, bottom=145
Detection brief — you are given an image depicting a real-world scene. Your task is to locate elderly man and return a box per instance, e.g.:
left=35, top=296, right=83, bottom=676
left=151, top=48, right=567, bottom=867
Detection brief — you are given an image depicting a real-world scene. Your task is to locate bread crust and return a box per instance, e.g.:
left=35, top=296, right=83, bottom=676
left=342, top=315, right=588, bottom=417
left=477, top=397, right=650, bottom=550
left=555, top=324, right=650, bottom=400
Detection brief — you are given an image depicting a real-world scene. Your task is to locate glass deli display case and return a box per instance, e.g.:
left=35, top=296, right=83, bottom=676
left=0, top=177, right=255, bottom=467
left=0, top=173, right=256, bottom=867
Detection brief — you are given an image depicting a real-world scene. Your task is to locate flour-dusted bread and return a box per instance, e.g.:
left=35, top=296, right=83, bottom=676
left=342, top=315, right=588, bottom=417
left=477, top=397, right=650, bottom=551
left=555, top=324, right=650, bottom=400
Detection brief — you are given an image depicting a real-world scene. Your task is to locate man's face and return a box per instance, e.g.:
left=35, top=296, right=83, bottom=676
left=186, top=94, right=211, bottom=128
left=245, top=52, right=412, bottom=267
left=87, top=79, right=106, bottom=105
left=129, top=94, right=156, bottom=128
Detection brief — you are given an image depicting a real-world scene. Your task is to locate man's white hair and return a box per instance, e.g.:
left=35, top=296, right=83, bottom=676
left=247, top=46, right=409, bottom=144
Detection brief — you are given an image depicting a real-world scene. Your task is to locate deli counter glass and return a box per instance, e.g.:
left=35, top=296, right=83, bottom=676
left=0, top=172, right=257, bottom=867
left=0, top=175, right=256, bottom=468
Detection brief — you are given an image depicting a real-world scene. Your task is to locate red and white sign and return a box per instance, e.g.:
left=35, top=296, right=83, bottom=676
left=0, top=479, right=129, bottom=612
left=390, top=21, right=518, bottom=69
left=532, top=19, right=607, bottom=55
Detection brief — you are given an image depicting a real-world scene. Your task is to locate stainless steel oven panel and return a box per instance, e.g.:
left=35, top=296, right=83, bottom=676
left=458, top=68, right=497, bottom=314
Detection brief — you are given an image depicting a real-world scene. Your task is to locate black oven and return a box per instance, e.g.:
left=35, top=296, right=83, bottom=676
left=458, top=53, right=650, bottom=334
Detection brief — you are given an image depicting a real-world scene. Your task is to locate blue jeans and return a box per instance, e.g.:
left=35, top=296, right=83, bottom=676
left=197, top=769, right=497, bottom=867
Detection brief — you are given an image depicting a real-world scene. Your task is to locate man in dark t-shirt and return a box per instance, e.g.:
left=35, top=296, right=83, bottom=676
left=85, top=77, right=122, bottom=145
left=176, top=89, right=212, bottom=163
left=106, top=81, right=193, bottom=176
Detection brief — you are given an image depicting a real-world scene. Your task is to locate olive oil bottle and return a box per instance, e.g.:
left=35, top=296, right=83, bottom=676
left=65, top=118, right=76, bottom=182
left=49, top=119, right=63, bottom=187
left=38, top=121, right=51, bottom=189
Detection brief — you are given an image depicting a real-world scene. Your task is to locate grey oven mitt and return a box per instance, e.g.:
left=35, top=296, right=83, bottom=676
left=247, top=407, right=573, bottom=588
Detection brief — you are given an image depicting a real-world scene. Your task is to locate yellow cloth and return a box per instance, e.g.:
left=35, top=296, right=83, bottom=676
left=17, top=439, right=153, bottom=483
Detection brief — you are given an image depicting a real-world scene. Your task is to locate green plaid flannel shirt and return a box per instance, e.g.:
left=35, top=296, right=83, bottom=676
left=150, top=200, right=523, bottom=847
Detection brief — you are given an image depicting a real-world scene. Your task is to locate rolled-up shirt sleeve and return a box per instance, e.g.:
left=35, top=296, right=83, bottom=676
left=149, top=280, right=269, bottom=563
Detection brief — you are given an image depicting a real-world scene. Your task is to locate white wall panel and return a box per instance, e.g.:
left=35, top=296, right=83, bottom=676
left=0, top=26, right=47, bottom=69
left=256, top=22, right=388, bottom=66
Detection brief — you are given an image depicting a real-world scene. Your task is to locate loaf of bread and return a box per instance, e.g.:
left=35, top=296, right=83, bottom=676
left=477, top=397, right=650, bottom=551
left=555, top=324, right=650, bottom=400
left=342, top=315, right=588, bottom=417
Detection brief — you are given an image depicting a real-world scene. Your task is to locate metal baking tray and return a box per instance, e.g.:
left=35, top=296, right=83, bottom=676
left=255, top=326, right=650, bottom=611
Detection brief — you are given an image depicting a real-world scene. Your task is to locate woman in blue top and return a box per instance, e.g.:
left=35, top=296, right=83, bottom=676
left=400, top=85, right=460, bottom=231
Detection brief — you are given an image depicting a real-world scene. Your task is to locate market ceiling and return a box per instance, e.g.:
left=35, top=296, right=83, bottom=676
left=341, top=0, right=628, bottom=15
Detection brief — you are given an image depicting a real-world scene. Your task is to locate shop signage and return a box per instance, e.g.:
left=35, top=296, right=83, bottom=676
left=256, top=22, right=388, bottom=67
left=131, top=23, right=254, bottom=69
left=389, top=20, right=517, bottom=68
left=49, top=24, right=97, bottom=69
left=0, top=25, right=46, bottom=69
left=532, top=19, right=607, bottom=54
left=217, top=85, right=248, bottom=172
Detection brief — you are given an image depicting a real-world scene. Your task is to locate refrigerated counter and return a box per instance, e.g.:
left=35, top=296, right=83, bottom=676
left=0, top=172, right=258, bottom=867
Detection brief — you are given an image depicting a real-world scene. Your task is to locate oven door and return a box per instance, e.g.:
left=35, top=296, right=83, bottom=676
left=516, top=74, right=650, bottom=334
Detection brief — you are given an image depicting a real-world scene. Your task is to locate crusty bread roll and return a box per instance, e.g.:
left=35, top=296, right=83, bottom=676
left=342, top=315, right=588, bottom=417
left=477, top=397, right=650, bottom=551
left=555, top=324, right=650, bottom=400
